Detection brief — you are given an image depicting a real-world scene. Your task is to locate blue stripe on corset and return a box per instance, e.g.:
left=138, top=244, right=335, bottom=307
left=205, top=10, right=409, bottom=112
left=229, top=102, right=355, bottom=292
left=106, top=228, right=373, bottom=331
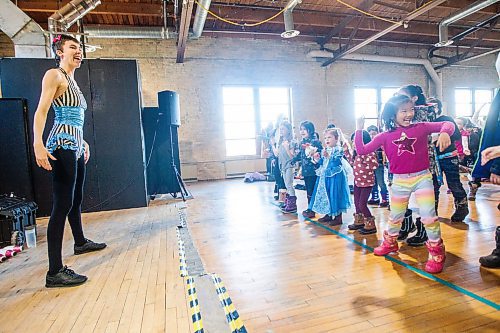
left=53, top=106, right=85, bottom=128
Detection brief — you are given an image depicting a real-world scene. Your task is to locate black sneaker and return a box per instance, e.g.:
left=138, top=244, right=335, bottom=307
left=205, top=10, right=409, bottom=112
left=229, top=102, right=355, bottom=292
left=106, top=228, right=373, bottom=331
left=302, top=209, right=315, bottom=218
left=46, top=266, right=87, bottom=288
left=74, top=238, right=107, bottom=255
left=318, top=215, right=332, bottom=223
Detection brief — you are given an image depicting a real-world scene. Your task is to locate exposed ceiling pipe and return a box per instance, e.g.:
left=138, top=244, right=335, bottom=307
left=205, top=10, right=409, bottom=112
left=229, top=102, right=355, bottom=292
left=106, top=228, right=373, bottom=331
left=48, top=0, right=101, bottom=33
left=85, top=25, right=176, bottom=39
left=435, top=0, right=500, bottom=47
left=0, top=0, right=49, bottom=57
left=434, top=46, right=500, bottom=70
left=192, top=0, right=212, bottom=39
left=308, top=50, right=442, bottom=98
left=281, top=0, right=302, bottom=38
left=429, top=13, right=500, bottom=59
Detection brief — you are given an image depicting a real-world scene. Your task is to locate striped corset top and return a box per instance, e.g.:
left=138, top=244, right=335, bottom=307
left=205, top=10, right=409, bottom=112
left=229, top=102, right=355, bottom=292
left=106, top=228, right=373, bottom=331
left=46, top=68, right=87, bottom=157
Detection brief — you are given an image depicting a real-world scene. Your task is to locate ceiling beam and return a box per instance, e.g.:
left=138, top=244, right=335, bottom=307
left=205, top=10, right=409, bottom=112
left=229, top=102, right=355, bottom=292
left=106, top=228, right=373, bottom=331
left=203, top=8, right=500, bottom=41
left=177, top=0, right=194, bottom=63
left=17, top=1, right=163, bottom=17
left=439, top=0, right=499, bottom=13
left=201, top=28, right=499, bottom=49
left=321, top=0, right=448, bottom=67
left=318, top=0, right=373, bottom=46
left=372, top=0, right=408, bottom=11
left=208, top=0, right=499, bottom=16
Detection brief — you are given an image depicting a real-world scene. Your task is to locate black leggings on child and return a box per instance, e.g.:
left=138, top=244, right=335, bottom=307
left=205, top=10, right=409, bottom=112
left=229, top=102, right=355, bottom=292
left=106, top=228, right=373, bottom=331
left=304, top=176, right=317, bottom=204
left=47, top=149, right=87, bottom=274
left=273, top=157, right=286, bottom=191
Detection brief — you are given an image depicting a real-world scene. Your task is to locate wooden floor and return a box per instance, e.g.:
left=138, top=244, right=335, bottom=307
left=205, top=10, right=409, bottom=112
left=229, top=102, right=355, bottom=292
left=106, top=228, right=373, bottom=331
left=0, top=178, right=498, bottom=332
left=0, top=203, right=194, bottom=333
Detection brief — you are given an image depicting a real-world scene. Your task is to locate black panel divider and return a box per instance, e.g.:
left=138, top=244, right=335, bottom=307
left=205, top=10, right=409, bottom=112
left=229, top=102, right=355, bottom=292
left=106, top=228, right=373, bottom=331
left=0, top=98, right=35, bottom=201
left=0, top=58, right=148, bottom=216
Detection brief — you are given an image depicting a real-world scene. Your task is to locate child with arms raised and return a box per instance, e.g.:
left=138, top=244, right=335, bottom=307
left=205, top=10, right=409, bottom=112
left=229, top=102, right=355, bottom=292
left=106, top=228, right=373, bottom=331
left=355, top=95, right=454, bottom=273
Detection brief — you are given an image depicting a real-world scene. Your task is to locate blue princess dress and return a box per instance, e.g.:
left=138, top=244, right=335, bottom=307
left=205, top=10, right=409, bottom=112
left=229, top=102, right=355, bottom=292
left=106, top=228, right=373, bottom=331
left=309, top=146, right=351, bottom=216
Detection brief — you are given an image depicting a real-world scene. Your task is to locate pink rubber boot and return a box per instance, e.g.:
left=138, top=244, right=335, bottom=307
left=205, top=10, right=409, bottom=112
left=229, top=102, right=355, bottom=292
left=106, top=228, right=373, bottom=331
left=374, top=231, right=399, bottom=256
left=425, top=239, right=446, bottom=273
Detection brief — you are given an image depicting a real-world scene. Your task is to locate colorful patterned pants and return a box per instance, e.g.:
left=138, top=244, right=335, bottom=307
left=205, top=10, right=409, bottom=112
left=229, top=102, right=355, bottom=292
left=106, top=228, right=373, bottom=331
left=388, top=170, right=441, bottom=241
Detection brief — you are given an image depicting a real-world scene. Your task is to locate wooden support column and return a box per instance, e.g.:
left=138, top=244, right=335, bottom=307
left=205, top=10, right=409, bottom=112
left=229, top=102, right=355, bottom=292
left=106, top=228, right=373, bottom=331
left=176, top=0, right=194, bottom=63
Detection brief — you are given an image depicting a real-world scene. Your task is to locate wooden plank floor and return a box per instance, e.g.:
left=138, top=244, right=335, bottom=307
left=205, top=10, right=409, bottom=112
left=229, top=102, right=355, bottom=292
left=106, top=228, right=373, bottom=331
left=0, top=178, right=498, bottom=332
left=0, top=204, right=194, bottom=333
left=186, top=179, right=500, bottom=333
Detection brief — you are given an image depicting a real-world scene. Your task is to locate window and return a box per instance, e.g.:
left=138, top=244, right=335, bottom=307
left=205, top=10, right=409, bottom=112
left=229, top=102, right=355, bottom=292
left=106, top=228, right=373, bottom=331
left=223, top=86, right=292, bottom=157
left=354, top=87, right=398, bottom=129
left=455, top=88, right=494, bottom=121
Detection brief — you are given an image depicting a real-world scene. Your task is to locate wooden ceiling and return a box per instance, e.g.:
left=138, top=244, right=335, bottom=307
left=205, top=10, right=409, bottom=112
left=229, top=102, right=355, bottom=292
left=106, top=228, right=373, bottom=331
left=13, top=0, right=500, bottom=53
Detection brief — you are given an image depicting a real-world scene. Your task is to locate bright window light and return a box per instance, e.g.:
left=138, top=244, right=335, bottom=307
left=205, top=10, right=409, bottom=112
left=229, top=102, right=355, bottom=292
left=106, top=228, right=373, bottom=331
left=354, top=87, right=398, bottom=129
left=223, top=86, right=291, bottom=157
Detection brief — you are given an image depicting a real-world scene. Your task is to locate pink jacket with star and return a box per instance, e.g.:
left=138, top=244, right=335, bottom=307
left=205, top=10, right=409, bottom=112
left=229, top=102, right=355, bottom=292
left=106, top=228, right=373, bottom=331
left=354, top=122, right=454, bottom=174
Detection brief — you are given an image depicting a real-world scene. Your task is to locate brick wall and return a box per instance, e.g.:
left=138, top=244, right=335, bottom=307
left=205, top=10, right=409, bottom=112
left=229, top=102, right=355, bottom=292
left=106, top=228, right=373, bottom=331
left=1, top=34, right=498, bottom=180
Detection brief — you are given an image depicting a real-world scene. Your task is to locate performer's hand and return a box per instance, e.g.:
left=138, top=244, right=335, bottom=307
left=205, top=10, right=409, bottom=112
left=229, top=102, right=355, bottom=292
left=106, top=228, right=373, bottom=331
left=490, top=173, right=500, bottom=185
left=84, top=141, right=90, bottom=164
left=464, top=149, right=471, bottom=156
left=481, top=146, right=500, bottom=165
left=34, top=142, right=56, bottom=171
left=313, top=152, right=320, bottom=162
left=436, top=132, right=451, bottom=152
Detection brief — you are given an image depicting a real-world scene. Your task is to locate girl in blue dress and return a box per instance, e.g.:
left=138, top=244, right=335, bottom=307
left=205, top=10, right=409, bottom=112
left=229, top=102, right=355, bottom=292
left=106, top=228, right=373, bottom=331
left=308, top=128, right=351, bottom=225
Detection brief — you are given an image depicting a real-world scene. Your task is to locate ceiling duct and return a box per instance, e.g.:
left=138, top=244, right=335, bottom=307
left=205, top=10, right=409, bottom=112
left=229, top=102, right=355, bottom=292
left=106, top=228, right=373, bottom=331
left=435, top=0, right=499, bottom=47
left=192, top=0, right=212, bottom=39
left=85, top=25, right=176, bottom=39
left=48, top=0, right=102, bottom=33
left=307, top=50, right=442, bottom=98
left=0, top=0, right=49, bottom=57
left=281, top=0, right=302, bottom=38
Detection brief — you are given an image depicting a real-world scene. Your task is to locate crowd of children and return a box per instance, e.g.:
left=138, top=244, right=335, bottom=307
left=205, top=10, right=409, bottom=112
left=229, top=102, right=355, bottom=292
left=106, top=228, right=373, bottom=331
left=266, top=82, right=499, bottom=274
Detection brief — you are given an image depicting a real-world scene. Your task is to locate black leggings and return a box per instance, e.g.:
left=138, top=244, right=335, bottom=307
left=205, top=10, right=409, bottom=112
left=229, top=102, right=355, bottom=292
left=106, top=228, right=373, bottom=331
left=303, top=175, right=317, bottom=204
left=47, top=149, right=86, bottom=274
left=273, top=157, right=285, bottom=190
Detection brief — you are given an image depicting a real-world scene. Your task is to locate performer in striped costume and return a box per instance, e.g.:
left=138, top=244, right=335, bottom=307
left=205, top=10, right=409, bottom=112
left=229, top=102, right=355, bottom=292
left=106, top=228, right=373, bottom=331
left=33, top=34, right=106, bottom=288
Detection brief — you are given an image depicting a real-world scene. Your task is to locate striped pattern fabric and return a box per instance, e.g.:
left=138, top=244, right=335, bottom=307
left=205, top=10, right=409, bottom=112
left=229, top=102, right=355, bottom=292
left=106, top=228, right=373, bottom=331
left=46, top=68, right=87, bottom=157
left=47, top=123, right=84, bottom=156
left=388, top=170, right=441, bottom=241
left=52, top=68, right=87, bottom=109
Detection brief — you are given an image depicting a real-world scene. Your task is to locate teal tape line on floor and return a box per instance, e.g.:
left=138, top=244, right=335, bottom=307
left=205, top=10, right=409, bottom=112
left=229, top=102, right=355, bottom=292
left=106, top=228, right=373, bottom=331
left=270, top=201, right=500, bottom=311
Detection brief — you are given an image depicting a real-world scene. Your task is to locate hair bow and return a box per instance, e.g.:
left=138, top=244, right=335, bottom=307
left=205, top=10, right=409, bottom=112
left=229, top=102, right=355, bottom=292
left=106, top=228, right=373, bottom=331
left=52, top=35, right=62, bottom=43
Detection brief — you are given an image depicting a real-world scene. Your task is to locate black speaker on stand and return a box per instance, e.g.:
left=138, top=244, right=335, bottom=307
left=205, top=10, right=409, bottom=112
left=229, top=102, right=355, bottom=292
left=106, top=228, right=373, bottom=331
left=143, top=91, right=190, bottom=200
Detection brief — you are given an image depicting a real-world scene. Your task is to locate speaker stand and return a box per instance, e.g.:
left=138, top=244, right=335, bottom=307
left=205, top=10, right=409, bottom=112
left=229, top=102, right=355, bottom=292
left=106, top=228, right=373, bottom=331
left=169, top=160, right=191, bottom=201
left=168, top=125, right=192, bottom=201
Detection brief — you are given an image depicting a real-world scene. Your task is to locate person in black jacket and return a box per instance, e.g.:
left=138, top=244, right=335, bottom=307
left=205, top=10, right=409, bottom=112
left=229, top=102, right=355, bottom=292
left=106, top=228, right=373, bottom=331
left=292, top=121, right=323, bottom=218
left=428, top=97, right=469, bottom=222
left=477, top=54, right=500, bottom=268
